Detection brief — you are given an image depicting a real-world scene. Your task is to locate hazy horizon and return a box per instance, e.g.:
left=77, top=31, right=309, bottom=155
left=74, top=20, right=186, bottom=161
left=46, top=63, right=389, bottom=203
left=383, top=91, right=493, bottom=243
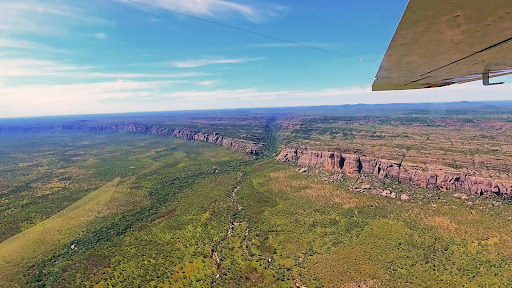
left=2, top=99, right=512, bottom=120
left=1, top=0, right=511, bottom=118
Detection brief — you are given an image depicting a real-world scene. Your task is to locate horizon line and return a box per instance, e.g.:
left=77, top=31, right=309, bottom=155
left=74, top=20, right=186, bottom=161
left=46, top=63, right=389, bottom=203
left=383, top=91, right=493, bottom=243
left=1, top=99, right=511, bottom=120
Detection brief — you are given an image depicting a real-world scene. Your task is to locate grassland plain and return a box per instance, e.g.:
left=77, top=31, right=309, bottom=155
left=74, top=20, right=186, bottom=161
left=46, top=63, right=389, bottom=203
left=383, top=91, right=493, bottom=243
left=0, top=131, right=176, bottom=242
left=0, top=178, right=123, bottom=282
left=2, top=111, right=512, bottom=287
left=0, top=131, right=248, bottom=287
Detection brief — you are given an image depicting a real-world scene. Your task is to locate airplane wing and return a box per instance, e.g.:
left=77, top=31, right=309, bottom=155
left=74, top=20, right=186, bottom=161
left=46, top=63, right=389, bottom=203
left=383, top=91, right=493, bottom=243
left=373, top=0, right=512, bottom=91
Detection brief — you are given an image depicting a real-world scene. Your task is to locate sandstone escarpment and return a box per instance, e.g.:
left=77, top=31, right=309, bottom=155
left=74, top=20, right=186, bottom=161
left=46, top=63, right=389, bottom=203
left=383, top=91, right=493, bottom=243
left=69, top=124, right=265, bottom=155
left=2, top=123, right=264, bottom=155
left=278, top=148, right=512, bottom=199
left=172, top=128, right=263, bottom=155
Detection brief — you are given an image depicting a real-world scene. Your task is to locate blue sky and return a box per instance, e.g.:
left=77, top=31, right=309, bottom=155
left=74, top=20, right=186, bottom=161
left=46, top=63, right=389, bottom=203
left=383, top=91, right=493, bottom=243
left=1, top=0, right=511, bottom=118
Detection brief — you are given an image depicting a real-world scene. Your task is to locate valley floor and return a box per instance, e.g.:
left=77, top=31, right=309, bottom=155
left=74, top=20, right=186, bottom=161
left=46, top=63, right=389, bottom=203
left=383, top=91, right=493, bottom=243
left=1, top=131, right=512, bottom=287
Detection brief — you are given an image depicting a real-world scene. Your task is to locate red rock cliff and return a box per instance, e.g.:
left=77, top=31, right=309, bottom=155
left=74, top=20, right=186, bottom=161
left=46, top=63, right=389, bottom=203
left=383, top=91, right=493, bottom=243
left=3, top=122, right=265, bottom=155
left=278, top=148, right=512, bottom=199
left=173, top=129, right=264, bottom=155
left=59, top=123, right=264, bottom=155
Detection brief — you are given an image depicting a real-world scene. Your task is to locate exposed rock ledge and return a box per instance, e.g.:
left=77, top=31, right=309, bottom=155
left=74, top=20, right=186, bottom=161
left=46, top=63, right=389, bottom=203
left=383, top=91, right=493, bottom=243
left=278, top=148, right=512, bottom=199
left=1, top=123, right=264, bottom=155
left=65, top=124, right=265, bottom=155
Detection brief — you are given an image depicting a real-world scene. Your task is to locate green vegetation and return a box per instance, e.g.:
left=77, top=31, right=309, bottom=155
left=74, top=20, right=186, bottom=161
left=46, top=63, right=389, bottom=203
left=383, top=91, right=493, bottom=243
left=0, top=131, right=247, bottom=286
left=0, top=131, right=171, bottom=242
left=0, top=178, right=123, bottom=280
left=2, top=102, right=512, bottom=287
left=276, top=112, right=512, bottom=178
left=32, top=159, right=512, bottom=287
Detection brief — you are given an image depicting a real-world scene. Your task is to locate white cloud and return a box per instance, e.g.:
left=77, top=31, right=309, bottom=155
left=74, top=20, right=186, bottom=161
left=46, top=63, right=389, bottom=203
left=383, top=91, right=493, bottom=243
left=0, top=58, right=209, bottom=79
left=119, top=0, right=261, bottom=22
left=161, top=87, right=364, bottom=101
left=196, top=80, right=221, bottom=86
left=0, top=1, right=109, bottom=58
left=172, top=57, right=261, bottom=68
left=0, top=0, right=110, bottom=35
left=0, top=58, right=88, bottom=77
left=0, top=37, right=75, bottom=54
left=119, top=0, right=288, bottom=22
left=2, top=79, right=512, bottom=118
left=1, top=2, right=78, bottom=17
left=162, top=88, right=294, bottom=101
left=70, top=72, right=208, bottom=79
left=0, top=80, right=171, bottom=118
left=0, top=38, right=39, bottom=48
left=270, top=3, right=289, bottom=12
left=94, top=33, right=107, bottom=40
left=158, top=81, right=512, bottom=104
left=265, top=3, right=289, bottom=18
left=1, top=80, right=166, bottom=100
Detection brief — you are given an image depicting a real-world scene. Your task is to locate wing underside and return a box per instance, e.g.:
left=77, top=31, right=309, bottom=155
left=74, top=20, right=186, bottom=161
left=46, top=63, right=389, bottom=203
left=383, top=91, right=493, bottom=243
left=373, top=0, right=512, bottom=91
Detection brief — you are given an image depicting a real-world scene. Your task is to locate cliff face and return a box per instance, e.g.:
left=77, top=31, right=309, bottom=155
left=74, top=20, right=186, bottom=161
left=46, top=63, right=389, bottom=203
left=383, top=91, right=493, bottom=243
left=173, top=128, right=263, bottom=155
left=278, top=148, right=512, bottom=199
left=2, top=123, right=264, bottom=156
left=68, top=124, right=265, bottom=155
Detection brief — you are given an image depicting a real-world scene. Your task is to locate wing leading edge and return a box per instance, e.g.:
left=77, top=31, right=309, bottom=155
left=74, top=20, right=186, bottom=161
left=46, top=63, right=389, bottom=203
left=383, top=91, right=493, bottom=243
left=373, top=0, right=512, bottom=91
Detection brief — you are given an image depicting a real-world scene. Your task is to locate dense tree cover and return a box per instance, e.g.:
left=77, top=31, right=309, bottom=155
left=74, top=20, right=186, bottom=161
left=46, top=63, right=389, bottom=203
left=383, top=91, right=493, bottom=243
left=2, top=130, right=512, bottom=287
left=0, top=131, right=182, bottom=242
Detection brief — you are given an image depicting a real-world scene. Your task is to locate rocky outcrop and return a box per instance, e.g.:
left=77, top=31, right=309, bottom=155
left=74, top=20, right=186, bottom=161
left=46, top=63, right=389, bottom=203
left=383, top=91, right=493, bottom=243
left=0, top=125, right=58, bottom=132
left=278, top=148, right=512, bottom=199
left=172, top=129, right=263, bottom=155
left=2, top=123, right=264, bottom=155
left=77, top=125, right=264, bottom=155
